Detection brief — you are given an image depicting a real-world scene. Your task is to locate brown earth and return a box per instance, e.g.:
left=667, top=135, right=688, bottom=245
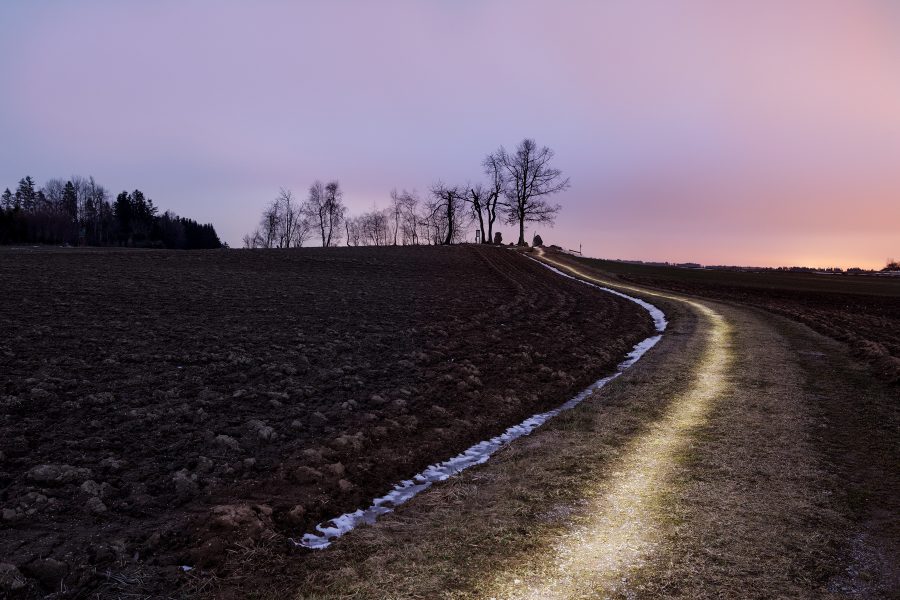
left=0, top=245, right=654, bottom=598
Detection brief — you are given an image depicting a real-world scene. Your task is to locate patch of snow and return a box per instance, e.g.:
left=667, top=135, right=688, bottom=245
left=530, top=259, right=667, bottom=334
left=294, top=257, right=666, bottom=550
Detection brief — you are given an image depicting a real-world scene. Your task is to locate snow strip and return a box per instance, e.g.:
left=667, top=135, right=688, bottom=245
left=294, top=258, right=666, bottom=550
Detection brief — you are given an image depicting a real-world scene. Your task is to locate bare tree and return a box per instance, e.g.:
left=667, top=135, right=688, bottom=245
left=347, top=215, right=363, bottom=246
left=305, top=181, right=327, bottom=246
left=242, top=231, right=258, bottom=248
left=80, top=178, right=109, bottom=245
left=345, top=215, right=354, bottom=246
left=42, top=179, right=67, bottom=210
left=260, top=200, right=280, bottom=248
left=273, top=188, right=311, bottom=248
left=420, top=196, right=445, bottom=245
left=242, top=188, right=312, bottom=249
left=482, top=153, right=504, bottom=243
left=497, top=138, right=569, bottom=246
left=325, top=181, right=346, bottom=246
left=401, top=191, right=421, bottom=245
left=465, top=183, right=487, bottom=244
left=429, top=182, right=468, bottom=245
left=304, top=180, right=346, bottom=247
left=275, top=188, right=296, bottom=248
left=356, top=208, right=389, bottom=246
left=388, top=190, right=404, bottom=245
left=389, top=189, right=421, bottom=245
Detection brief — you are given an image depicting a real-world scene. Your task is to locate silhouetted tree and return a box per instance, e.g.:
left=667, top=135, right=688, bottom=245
left=62, top=181, right=78, bottom=223
left=130, top=190, right=157, bottom=242
left=481, top=153, right=504, bottom=243
left=358, top=208, right=389, bottom=246
left=113, top=191, right=133, bottom=244
left=388, top=190, right=403, bottom=245
left=244, top=188, right=310, bottom=249
left=15, top=177, right=37, bottom=211
left=274, top=188, right=311, bottom=248
left=429, top=182, right=468, bottom=245
left=81, top=179, right=110, bottom=245
left=304, top=180, right=346, bottom=247
left=465, top=183, right=489, bottom=244
left=390, top=189, right=422, bottom=245
left=258, top=200, right=280, bottom=248
left=497, top=138, right=569, bottom=245
left=344, top=215, right=362, bottom=246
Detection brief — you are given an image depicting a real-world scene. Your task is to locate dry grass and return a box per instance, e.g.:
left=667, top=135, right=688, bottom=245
left=479, top=300, right=732, bottom=598
left=631, top=305, right=847, bottom=598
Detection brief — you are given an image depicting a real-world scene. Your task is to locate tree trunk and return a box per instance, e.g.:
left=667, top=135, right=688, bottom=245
left=486, top=201, right=496, bottom=244
left=476, top=209, right=486, bottom=244
left=517, top=210, right=526, bottom=245
left=443, top=196, right=453, bottom=245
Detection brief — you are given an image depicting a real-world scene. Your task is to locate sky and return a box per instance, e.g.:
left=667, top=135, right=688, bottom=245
left=1, top=0, right=899, bottom=268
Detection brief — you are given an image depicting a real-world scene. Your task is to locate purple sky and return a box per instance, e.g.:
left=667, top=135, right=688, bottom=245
left=2, top=1, right=899, bottom=267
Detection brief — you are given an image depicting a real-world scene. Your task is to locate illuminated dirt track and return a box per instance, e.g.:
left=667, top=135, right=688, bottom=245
left=485, top=251, right=733, bottom=598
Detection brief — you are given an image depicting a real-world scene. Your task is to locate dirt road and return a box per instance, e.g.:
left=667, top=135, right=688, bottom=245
left=272, top=249, right=898, bottom=599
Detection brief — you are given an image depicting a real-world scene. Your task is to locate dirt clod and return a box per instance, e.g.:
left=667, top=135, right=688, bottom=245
left=85, top=497, right=107, bottom=514
left=23, top=558, right=67, bottom=590
left=0, top=563, right=27, bottom=592
left=26, top=464, right=92, bottom=486
left=214, top=434, right=241, bottom=452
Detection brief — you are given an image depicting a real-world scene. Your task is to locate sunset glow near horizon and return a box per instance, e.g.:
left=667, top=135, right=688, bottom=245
left=2, top=1, right=898, bottom=268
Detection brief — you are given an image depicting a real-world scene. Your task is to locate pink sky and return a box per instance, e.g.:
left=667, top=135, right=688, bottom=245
left=1, top=1, right=898, bottom=268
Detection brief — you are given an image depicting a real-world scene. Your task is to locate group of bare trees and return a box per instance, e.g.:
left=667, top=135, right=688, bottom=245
left=244, top=137, right=568, bottom=249
left=243, top=181, right=347, bottom=249
left=244, top=189, right=309, bottom=249
left=426, top=137, right=569, bottom=246
left=343, top=187, right=464, bottom=247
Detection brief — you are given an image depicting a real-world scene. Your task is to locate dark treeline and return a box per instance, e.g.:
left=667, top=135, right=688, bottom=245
left=244, top=137, right=569, bottom=249
left=0, top=175, right=222, bottom=249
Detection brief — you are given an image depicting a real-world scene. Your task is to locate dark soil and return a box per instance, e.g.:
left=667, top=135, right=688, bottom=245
left=573, top=256, right=900, bottom=382
left=0, top=245, right=653, bottom=598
